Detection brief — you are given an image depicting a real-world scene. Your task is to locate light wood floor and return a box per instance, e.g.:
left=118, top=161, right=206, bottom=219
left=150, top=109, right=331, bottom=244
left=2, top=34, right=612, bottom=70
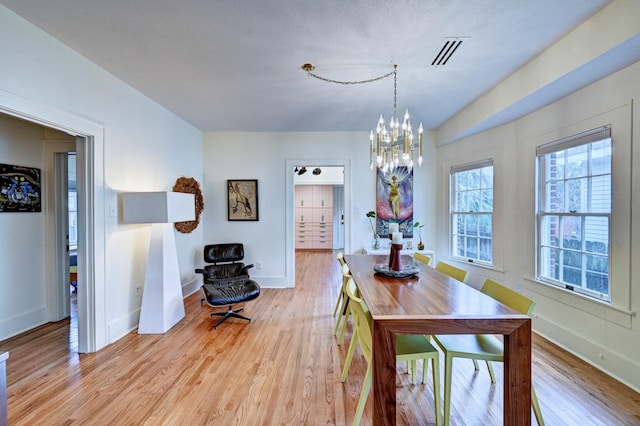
left=2, top=250, right=639, bottom=425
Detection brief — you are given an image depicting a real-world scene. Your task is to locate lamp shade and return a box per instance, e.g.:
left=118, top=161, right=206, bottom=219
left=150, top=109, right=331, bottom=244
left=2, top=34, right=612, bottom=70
left=122, top=192, right=195, bottom=224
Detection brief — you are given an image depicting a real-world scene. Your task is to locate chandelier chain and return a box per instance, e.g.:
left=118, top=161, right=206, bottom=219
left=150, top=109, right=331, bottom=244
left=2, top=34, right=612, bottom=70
left=393, top=65, right=397, bottom=117
left=304, top=67, right=396, bottom=86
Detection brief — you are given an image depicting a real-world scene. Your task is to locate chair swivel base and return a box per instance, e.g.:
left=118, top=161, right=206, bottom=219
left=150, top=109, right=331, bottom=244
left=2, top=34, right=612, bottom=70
left=210, top=306, right=251, bottom=329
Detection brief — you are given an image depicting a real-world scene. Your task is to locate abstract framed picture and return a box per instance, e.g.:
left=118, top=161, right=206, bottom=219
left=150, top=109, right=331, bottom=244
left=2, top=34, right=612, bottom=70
left=0, top=163, right=42, bottom=212
left=227, top=179, right=259, bottom=221
left=375, top=166, right=413, bottom=237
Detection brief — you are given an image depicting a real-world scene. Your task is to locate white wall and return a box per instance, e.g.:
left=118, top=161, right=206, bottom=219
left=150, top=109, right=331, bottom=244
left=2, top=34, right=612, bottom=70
left=202, top=131, right=437, bottom=287
left=435, top=60, right=640, bottom=392
left=0, top=6, right=203, bottom=348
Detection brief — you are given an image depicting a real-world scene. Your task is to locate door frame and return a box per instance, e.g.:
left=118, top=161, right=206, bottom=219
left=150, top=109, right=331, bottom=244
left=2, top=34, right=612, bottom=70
left=1, top=89, right=106, bottom=353
left=47, top=147, right=74, bottom=320
left=285, top=158, right=351, bottom=288
left=333, top=186, right=345, bottom=249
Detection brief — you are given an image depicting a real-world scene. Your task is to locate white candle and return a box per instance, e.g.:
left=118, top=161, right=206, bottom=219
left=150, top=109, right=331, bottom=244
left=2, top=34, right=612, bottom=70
left=389, top=223, right=399, bottom=234
left=392, top=231, right=403, bottom=245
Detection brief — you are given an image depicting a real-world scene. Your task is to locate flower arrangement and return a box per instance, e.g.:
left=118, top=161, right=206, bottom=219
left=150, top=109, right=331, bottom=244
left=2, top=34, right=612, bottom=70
left=366, top=210, right=377, bottom=235
left=413, top=221, right=425, bottom=250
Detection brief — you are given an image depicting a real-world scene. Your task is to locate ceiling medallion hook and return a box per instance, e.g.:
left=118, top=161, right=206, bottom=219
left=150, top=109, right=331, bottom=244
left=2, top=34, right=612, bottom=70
left=301, top=63, right=315, bottom=72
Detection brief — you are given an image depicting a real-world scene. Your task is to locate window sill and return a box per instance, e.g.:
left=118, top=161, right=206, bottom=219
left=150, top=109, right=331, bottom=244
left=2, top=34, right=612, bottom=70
left=524, top=276, right=635, bottom=329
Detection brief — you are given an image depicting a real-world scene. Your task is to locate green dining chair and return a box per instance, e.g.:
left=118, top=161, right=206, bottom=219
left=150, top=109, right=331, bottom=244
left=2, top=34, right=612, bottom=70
left=435, top=261, right=470, bottom=283
left=332, top=252, right=347, bottom=318
left=413, top=251, right=432, bottom=266
left=433, top=278, right=544, bottom=425
left=334, top=262, right=351, bottom=345
left=341, top=277, right=442, bottom=426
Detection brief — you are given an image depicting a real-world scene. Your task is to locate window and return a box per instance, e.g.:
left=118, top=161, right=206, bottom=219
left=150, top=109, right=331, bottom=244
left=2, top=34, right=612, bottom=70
left=68, top=189, right=77, bottom=250
left=68, top=153, right=77, bottom=250
left=450, top=159, right=494, bottom=265
left=536, top=126, right=611, bottom=301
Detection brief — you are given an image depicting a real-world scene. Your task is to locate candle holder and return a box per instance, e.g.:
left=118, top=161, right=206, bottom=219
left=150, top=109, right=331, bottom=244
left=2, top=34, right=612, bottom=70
left=387, top=233, right=394, bottom=268
left=388, top=239, right=394, bottom=268
left=390, top=243, right=403, bottom=271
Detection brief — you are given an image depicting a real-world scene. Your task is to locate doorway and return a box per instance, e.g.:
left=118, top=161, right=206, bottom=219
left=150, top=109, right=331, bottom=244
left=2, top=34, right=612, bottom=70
left=47, top=142, right=80, bottom=351
left=0, top=90, right=104, bottom=352
left=286, top=159, right=351, bottom=288
left=292, top=166, right=344, bottom=251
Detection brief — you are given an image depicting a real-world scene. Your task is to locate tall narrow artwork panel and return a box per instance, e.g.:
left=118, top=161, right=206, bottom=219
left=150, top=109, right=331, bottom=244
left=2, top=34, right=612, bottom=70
left=376, top=167, right=413, bottom=237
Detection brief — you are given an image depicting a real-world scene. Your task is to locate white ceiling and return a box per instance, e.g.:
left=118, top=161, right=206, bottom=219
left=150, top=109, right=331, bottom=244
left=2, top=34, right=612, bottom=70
left=0, top=0, right=619, bottom=133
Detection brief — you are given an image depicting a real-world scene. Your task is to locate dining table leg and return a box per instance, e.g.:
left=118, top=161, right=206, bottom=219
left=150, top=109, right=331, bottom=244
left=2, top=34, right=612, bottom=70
left=504, top=319, right=532, bottom=426
left=371, top=318, right=532, bottom=426
left=372, top=319, right=397, bottom=426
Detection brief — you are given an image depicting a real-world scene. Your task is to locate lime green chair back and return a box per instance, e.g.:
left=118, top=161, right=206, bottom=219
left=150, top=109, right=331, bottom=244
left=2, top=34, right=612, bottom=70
left=481, top=278, right=536, bottom=316
left=345, top=278, right=373, bottom=359
left=332, top=252, right=347, bottom=325
left=334, top=262, right=352, bottom=344
left=342, top=278, right=373, bottom=426
left=413, top=252, right=432, bottom=266
left=436, top=261, right=470, bottom=283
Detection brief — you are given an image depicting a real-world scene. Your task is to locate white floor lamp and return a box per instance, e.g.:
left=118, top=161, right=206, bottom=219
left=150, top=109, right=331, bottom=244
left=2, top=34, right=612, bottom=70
left=122, top=191, right=195, bottom=334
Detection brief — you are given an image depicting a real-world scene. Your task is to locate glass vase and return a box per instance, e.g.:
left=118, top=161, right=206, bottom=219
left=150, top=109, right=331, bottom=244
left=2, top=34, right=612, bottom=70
left=372, top=235, right=381, bottom=250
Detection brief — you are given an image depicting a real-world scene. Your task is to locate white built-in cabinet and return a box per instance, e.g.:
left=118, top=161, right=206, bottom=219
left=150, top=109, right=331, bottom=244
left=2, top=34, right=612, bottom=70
left=295, top=185, right=333, bottom=249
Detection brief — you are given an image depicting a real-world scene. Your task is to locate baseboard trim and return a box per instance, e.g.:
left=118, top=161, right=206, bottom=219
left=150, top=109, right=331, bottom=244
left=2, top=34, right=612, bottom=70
left=0, top=307, right=48, bottom=342
left=535, top=316, right=640, bottom=393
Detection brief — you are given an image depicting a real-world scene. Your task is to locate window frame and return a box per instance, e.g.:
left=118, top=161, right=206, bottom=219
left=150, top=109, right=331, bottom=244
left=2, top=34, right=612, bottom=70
left=535, top=125, right=611, bottom=302
left=68, top=189, right=78, bottom=250
left=449, top=159, right=494, bottom=266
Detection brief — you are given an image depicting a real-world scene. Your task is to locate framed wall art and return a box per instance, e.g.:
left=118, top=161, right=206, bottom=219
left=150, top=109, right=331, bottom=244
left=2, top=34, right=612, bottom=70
left=375, top=166, right=413, bottom=237
left=0, top=163, right=42, bottom=212
left=227, top=179, right=259, bottom=221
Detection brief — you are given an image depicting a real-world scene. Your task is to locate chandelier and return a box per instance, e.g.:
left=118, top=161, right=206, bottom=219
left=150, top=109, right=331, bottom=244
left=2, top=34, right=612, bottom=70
left=301, top=63, right=423, bottom=174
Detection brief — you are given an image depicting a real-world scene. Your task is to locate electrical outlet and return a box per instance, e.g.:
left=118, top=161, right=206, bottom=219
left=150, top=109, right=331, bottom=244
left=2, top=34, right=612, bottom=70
left=256, top=261, right=263, bottom=269
left=136, top=287, right=142, bottom=296
left=515, top=280, right=523, bottom=292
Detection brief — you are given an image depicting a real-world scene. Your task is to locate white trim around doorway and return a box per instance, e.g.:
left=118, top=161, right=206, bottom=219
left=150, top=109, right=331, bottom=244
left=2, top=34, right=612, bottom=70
left=0, top=88, right=106, bottom=353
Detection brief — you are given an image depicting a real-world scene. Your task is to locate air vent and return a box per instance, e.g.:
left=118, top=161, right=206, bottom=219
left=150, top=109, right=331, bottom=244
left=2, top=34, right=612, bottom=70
left=431, top=38, right=465, bottom=66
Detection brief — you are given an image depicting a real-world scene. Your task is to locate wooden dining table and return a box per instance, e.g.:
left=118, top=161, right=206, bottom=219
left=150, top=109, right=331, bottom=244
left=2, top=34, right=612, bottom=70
left=344, top=254, right=532, bottom=426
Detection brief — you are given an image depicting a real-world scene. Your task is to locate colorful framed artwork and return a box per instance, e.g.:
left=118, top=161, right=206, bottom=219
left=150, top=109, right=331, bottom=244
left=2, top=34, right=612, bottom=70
left=227, top=179, right=259, bottom=221
left=0, top=163, right=42, bottom=212
left=375, top=167, right=413, bottom=237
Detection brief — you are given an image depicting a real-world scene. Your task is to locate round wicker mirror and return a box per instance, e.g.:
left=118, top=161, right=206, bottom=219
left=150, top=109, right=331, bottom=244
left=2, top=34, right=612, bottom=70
left=172, top=177, right=204, bottom=233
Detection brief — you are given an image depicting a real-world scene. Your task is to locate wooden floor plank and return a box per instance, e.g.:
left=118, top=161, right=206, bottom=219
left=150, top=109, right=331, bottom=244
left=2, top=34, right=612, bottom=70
left=1, top=250, right=639, bottom=425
